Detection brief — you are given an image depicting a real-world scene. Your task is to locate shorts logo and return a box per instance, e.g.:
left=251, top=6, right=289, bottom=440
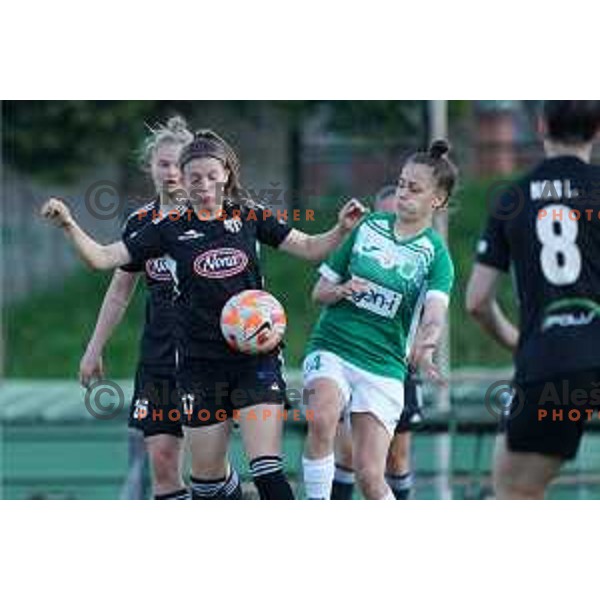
left=181, top=393, right=195, bottom=415
left=194, top=248, right=249, bottom=279
left=145, top=258, right=174, bottom=282
left=132, top=398, right=149, bottom=420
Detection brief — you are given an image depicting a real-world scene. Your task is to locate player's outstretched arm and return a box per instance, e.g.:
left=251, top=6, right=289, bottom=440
left=79, top=269, right=140, bottom=387
left=279, top=198, right=367, bottom=262
left=466, top=263, right=519, bottom=351
left=40, top=197, right=132, bottom=270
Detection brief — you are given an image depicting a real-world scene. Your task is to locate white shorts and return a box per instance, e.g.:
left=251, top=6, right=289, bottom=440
left=302, top=350, right=405, bottom=436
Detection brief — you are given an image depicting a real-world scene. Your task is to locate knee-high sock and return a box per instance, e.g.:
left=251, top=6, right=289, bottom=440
left=331, top=464, right=355, bottom=500
left=302, top=454, right=335, bottom=500
left=250, top=456, right=294, bottom=499
left=154, top=488, right=190, bottom=500
left=385, top=471, right=413, bottom=500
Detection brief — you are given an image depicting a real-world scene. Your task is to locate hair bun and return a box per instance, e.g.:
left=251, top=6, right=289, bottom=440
left=166, top=115, right=188, bottom=133
left=429, top=139, right=450, bottom=159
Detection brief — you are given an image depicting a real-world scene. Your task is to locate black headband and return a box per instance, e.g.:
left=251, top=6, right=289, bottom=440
left=179, top=139, right=228, bottom=170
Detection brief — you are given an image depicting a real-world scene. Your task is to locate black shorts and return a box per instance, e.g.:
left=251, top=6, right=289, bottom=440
left=394, top=370, right=424, bottom=434
left=179, top=354, right=287, bottom=427
left=506, top=368, right=600, bottom=460
left=128, top=366, right=183, bottom=438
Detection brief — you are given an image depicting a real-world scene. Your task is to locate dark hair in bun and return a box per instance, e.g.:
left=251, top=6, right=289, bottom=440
left=428, top=139, right=450, bottom=159
left=406, top=138, right=458, bottom=207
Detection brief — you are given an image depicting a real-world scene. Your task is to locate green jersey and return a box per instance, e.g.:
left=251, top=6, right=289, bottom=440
left=307, top=212, right=454, bottom=379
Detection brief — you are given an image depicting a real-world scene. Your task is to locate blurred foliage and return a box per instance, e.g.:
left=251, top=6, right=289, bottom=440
left=275, top=100, right=469, bottom=139
left=324, top=100, right=425, bottom=139
left=3, top=101, right=471, bottom=184
left=4, top=101, right=154, bottom=182
left=3, top=100, right=238, bottom=183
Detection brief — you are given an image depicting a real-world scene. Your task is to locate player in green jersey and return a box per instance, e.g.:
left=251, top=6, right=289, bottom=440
left=331, top=185, right=426, bottom=500
left=302, top=140, right=457, bottom=500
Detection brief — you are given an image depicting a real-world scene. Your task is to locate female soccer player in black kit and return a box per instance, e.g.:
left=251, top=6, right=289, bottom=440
left=467, top=101, right=600, bottom=499
left=79, top=117, right=238, bottom=500
left=41, top=129, right=365, bottom=499
left=79, top=117, right=192, bottom=499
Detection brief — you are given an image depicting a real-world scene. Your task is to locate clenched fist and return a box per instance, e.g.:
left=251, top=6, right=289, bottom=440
left=337, top=198, right=368, bottom=233
left=40, top=197, right=73, bottom=228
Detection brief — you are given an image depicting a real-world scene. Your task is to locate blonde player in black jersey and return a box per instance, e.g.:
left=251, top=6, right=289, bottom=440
left=79, top=118, right=239, bottom=499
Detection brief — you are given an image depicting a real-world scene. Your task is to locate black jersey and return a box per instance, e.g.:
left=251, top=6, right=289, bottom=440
left=121, top=199, right=177, bottom=371
left=476, top=156, right=600, bottom=384
left=122, top=201, right=292, bottom=363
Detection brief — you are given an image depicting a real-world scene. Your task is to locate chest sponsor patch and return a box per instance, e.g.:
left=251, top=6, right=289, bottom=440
left=145, top=257, right=174, bottom=282
left=350, top=280, right=402, bottom=318
left=194, top=248, right=249, bottom=279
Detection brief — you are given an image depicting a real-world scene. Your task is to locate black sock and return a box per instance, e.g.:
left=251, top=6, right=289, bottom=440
left=154, top=488, right=190, bottom=500
left=190, top=475, right=227, bottom=500
left=249, top=456, right=294, bottom=500
left=331, top=465, right=355, bottom=500
left=218, top=468, right=243, bottom=500
left=386, top=472, right=413, bottom=500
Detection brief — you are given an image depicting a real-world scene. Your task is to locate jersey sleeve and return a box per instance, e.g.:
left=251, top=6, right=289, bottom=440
left=255, top=206, right=292, bottom=248
left=119, top=214, right=146, bottom=272
left=122, top=216, right=165, bottom=265
left=426, top=240, right=454, bottom=305
left=475, top=209, right=510, bottom=272
left=317, top=224, right=360, bottom=284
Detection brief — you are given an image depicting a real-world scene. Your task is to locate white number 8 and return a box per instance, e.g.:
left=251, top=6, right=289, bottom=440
left=536, top=204, right=581, bottom=286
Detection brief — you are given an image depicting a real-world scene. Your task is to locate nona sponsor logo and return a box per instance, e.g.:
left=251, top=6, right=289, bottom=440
left=194, top=248, right=249, bottom=279
left=145, top=258, right=174, bottom=282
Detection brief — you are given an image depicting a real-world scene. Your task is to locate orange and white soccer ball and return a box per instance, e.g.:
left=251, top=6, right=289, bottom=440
left=220, top=290, right=287, bottom=354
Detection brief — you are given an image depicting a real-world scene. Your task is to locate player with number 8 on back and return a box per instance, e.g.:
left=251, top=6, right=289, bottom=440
left=466, top=101, right=600, bottom=499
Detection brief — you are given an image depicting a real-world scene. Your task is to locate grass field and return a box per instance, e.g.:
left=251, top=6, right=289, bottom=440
left=5, top=179, right=518, bottom=378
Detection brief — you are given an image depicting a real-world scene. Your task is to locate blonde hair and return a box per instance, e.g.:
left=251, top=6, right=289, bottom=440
left=139, top=116, right=194, bottom=172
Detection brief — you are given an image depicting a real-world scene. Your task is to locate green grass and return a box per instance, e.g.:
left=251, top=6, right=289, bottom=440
left=5, top=181, right=519, bottom=377
left=5, top=269, right=146, bottom=378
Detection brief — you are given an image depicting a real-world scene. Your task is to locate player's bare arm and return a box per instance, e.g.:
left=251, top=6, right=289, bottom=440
left=279, top=198, right=367, bottom=261
left=79, top=269, right=140, bottom=387
left=311, top=275, right=369, bottom=305
left=40, top=197, right=131, bottom=270
left=409, top=295, right=449, bottom=383
left=466, top=263, right=519, bottom=352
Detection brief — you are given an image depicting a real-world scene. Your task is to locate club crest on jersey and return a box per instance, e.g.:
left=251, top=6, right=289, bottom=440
left=224, top=217, right=243, bottom=234
left=194, top=248, right=249, bottom=279
left=145, top=258, right=174, bottom=282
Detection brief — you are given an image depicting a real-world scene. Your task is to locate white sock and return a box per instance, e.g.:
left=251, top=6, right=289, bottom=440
left=302, top=454, right=335, bottom=499
left=380, top=489, right=395, bottom=500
